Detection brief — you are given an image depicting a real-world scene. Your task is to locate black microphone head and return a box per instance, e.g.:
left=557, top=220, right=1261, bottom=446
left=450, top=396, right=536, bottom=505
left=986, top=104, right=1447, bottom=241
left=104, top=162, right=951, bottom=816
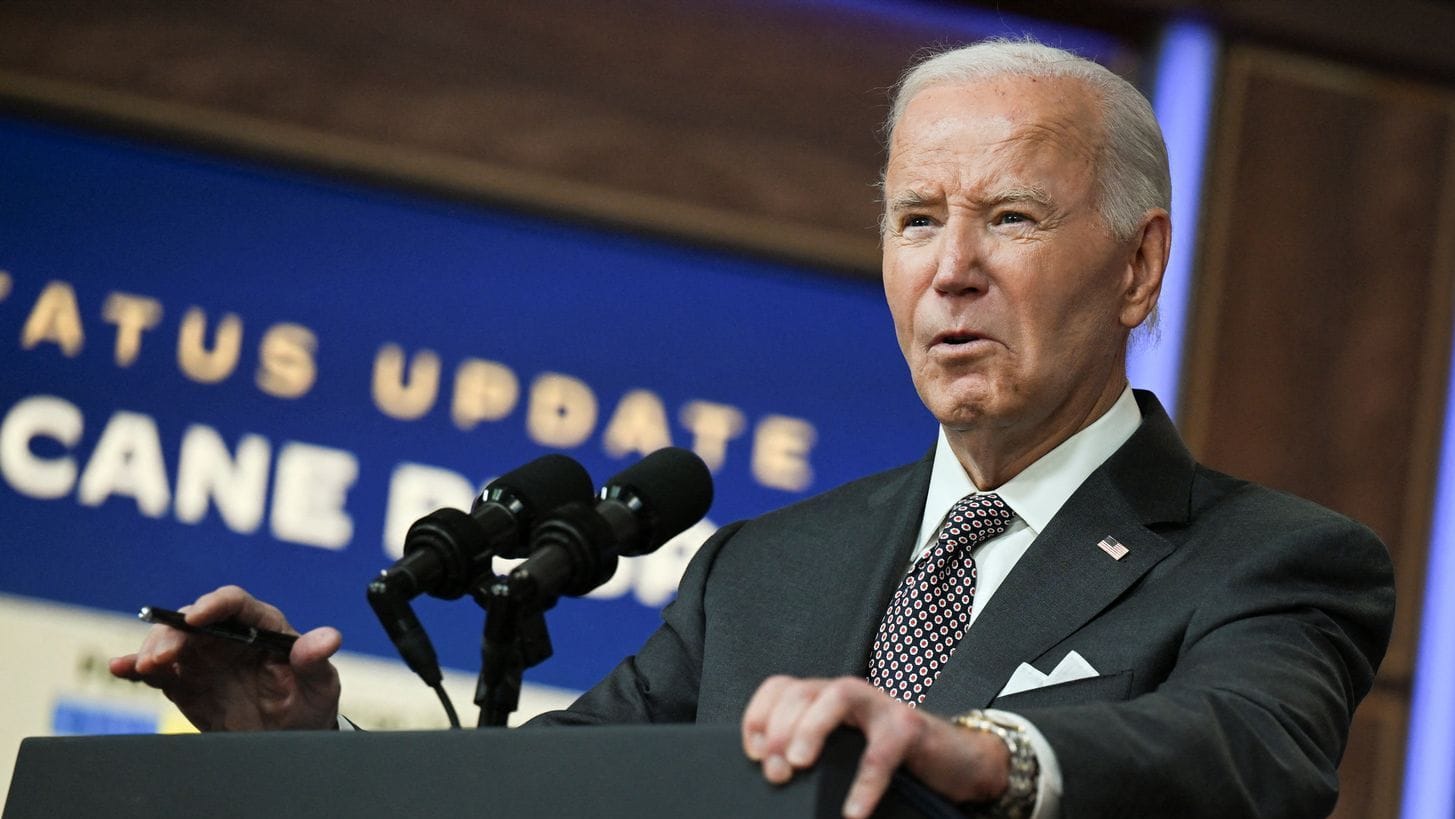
left=603, top=447, right=713, bottom=556
left=399, top=507, right=492, bottom=600
left=479, top=454, right=594, bottom=557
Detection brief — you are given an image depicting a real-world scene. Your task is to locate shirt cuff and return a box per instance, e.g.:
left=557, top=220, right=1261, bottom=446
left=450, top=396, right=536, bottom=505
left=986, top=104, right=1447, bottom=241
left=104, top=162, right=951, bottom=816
left=982, top=709, right=1062, bottom=819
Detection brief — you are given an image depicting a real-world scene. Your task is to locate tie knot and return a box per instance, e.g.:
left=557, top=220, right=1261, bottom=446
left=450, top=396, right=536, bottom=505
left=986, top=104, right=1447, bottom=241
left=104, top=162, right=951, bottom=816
left=940, top=492, right=1015, bottom=547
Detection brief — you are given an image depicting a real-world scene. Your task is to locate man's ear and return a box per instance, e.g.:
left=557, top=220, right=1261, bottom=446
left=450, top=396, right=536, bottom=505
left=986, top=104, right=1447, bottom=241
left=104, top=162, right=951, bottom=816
left=1119, top=209, right=1171, bottom=329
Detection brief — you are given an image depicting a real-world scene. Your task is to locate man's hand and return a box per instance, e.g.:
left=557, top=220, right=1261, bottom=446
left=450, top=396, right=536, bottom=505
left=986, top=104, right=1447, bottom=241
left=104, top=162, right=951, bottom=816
left=741, top=676, right=1010, bottom=819
left=109, top=585, right=343, bottom=732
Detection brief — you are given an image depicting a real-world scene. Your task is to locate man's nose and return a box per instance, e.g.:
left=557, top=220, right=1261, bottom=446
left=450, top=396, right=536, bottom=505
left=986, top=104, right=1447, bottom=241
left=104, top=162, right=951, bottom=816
left=931, top=222, right=988, bottom=295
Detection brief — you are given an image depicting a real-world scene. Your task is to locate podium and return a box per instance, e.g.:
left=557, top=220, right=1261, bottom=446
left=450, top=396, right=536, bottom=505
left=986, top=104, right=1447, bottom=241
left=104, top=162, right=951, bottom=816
left=4, top=724, right=958, bottom=818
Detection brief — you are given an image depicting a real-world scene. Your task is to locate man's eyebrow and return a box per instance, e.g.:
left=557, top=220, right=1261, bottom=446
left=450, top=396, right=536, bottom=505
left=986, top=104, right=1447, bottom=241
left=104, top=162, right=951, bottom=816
left=884, top=190, right=938, bottom=211
left=984, top=186, right=1053, bottom=208
left=884, top=186, right=1054, bottom=213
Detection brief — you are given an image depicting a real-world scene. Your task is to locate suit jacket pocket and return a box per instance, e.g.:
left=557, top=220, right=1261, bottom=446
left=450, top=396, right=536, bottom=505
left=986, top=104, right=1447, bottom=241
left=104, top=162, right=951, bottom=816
left=988, top=668, right=1134, bottom=710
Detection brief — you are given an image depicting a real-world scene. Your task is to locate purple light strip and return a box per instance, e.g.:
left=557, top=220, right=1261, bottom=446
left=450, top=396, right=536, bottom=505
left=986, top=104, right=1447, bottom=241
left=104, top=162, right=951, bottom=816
left=1402, top=340, right=1455, bottom=816
left=1127, top=20, right=1219, bottom=421
left=747, top=0, right=1125, bottom=57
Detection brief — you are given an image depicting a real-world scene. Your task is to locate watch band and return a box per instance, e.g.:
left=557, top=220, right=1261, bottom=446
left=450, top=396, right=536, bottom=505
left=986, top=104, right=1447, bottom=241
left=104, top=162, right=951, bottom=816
left=951, top=709, right=1040, bottom=819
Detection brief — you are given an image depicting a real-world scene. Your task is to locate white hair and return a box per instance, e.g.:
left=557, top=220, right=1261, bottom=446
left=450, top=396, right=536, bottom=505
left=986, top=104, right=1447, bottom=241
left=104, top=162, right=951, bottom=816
left=884, top=38, right=1171, bottom=243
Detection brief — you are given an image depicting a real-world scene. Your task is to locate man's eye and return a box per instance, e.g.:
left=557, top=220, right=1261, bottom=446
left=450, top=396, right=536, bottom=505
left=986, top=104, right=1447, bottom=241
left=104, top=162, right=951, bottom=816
left=995, top=211, right=1031, bottom=225
left=904, top=215, right=933, bottom=228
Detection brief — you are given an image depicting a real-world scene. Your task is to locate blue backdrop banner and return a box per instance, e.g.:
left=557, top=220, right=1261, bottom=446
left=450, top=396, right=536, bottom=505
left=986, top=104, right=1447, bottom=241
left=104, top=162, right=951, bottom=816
left=0, top=115, right=933, bottom=693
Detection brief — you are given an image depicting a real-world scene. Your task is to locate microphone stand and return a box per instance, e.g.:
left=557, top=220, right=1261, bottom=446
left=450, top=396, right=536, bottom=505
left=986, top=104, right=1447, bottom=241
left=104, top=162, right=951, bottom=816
left=471, top=574, right=554, bottom=727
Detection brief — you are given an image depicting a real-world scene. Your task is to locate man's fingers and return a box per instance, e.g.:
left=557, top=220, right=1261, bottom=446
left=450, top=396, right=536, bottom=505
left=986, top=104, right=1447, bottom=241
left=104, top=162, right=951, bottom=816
left=111, top=647, right=186, bottom=691
left=260, top=628, right=344, bottom=731
left=843, top=700, right=923, bottom=819
left=740, top=675, right=926, bottom=819
left=291, top=627, right=343, bottom=672
left=128, top=586, right=284, bottom=679
left=189, top=585, right=291, bottom=632
left=776, top=678, right=918, bottom=819
left=762, top=679, right=818, bottom=750
left=742, top=674, right=794, bottom=760
left=843, top=761, right=897, bottom=819
left=781, top=679, right=856, bottom=767
left=112, top=587, right=341, bottom=732
left=131, top=621, right=190, bottom=675
left=107, top=654, right=142, bottom=681
left=745, top=677, right=890, bottom=790
left=184, top=585, right=249, bottom=624
left=743, top=676, right=824, bottom=784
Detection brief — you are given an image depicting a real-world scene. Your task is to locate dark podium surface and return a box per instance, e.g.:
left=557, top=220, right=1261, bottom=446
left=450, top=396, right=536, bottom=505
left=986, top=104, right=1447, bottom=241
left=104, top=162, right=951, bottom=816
left=5, top=723, right=952, bottom=818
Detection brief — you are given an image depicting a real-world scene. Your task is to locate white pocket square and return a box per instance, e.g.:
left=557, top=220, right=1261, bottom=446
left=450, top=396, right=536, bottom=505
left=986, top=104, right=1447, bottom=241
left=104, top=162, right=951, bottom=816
left=997, top=650, right=1100, bottom=698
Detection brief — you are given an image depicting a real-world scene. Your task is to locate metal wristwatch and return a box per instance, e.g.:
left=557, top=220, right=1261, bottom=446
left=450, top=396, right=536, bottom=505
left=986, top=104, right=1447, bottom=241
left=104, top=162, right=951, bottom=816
left=951, top=709, right=1040, bottom=819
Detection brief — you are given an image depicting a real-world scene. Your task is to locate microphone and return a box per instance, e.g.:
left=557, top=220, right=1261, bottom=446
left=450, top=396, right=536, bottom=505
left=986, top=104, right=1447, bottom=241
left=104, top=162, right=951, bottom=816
left=367, top=454, right=593, bottom=687
left=508, top=447, right=713, bottom=610
left=372, top=454, right=594, bottom=601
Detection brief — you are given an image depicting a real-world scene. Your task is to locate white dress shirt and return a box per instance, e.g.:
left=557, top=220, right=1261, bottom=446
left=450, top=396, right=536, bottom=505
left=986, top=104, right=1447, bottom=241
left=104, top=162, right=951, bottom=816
left=910, top=384, right=1142, bottom=818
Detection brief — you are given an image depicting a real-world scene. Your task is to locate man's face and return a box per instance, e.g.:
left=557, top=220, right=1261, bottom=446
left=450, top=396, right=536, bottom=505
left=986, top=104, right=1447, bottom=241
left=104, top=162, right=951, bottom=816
left=882, top=75, right=1156, bottom=455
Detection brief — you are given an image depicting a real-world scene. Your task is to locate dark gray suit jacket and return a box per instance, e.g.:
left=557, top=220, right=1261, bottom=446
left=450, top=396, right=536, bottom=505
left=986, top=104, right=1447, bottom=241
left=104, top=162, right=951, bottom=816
left=536, top=392, right=1396, bottom=818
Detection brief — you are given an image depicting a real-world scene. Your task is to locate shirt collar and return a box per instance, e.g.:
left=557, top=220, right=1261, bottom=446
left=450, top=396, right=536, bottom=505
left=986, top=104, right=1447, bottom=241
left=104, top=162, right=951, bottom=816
left=918, top=385, right=1143, bottom=546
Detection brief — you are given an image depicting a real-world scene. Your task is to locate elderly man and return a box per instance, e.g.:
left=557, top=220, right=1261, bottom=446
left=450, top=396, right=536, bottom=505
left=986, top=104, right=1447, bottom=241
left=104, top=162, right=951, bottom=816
left=113, top=39, right=1394, bottom=818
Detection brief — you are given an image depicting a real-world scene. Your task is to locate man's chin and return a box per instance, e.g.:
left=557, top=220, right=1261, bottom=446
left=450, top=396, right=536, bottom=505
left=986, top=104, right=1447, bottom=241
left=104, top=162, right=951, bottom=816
left=925, top=398, right=1007, bottom=433
left=912, top=370, right=1022, bottom=428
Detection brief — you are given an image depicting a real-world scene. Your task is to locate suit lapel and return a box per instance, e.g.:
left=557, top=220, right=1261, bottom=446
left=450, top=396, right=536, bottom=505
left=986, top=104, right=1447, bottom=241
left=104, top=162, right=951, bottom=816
left=810, top=450, right=934, bottom=678
left=921, top=391, right=1196, bottom=711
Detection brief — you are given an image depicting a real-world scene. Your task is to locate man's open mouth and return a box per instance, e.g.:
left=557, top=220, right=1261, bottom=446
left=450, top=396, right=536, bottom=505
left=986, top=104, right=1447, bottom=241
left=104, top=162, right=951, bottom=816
left=939, top=333, right=982, bottom=345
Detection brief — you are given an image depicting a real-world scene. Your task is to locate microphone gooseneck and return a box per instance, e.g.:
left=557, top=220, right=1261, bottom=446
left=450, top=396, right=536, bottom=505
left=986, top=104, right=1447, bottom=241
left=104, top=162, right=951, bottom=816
left=366, top=454, right=594, bottom=714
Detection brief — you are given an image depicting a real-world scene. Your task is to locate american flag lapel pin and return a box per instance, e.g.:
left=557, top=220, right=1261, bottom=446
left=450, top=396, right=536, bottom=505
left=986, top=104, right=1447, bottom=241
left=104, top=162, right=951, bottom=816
left=1097, top=535, right=1129, bottom=561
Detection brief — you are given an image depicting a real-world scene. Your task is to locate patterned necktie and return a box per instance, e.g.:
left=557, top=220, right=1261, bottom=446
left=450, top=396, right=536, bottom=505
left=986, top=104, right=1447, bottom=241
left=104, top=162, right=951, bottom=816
left=868, top=493, right=1015, bottom=705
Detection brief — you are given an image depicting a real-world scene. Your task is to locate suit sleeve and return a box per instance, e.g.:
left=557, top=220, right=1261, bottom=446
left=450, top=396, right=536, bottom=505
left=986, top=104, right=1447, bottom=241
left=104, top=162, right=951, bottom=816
left=1013, top=516, right=1395, bottom=819
left=525, top=521, right=745, bottom=727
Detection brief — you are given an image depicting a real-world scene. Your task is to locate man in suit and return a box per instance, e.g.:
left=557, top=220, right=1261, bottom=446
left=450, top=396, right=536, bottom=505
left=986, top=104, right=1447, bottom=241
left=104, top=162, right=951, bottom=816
left=113, top=39, right=1395, bottom=818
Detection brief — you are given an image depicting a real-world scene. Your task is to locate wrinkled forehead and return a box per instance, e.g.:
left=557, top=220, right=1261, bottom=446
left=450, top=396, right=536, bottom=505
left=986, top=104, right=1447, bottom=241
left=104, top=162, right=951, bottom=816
left=885, top=74, right=1105, bottom=182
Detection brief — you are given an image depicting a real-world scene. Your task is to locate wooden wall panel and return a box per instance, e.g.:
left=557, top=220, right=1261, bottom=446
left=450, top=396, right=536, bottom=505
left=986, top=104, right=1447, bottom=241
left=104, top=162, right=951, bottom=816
left=0, top=0, right=882, bottom=271
left=990, top=0, right=1455, bottom=85
left=1330, top=685, right=1410, bottom=819
left=1185, top=44, right=1455, bottom=818
left=0, top=1, right=1138, bottom=275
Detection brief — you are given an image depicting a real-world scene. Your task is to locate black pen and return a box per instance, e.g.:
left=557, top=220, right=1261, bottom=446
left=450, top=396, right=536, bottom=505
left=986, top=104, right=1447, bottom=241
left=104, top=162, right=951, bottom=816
left=138, top=606, right=298, bottom=655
